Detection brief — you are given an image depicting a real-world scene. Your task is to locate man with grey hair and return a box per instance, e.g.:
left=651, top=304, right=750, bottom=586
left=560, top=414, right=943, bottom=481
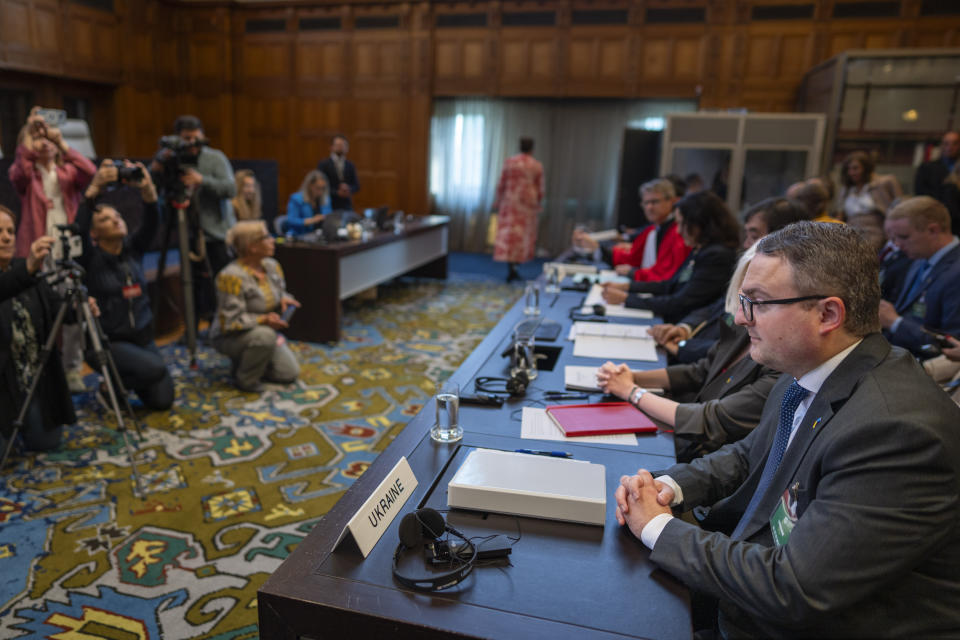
left=614, top=221, right=960, bottom=637
left=572, top=177, right=689, bottom=282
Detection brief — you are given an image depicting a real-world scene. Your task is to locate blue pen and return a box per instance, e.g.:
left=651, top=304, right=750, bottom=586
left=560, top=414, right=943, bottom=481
left=514, top=449, right=573, bottom=458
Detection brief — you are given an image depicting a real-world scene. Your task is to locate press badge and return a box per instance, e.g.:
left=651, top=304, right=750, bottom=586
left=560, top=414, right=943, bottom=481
left=910, top=297, right=926, bottom=319
left=122, top=284, right=142, bottom=299
left=770, top=484, right=799, bottom=548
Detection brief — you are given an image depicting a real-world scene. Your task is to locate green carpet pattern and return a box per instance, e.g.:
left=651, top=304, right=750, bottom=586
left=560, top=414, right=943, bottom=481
left=0, top=277, right=520, bottom=639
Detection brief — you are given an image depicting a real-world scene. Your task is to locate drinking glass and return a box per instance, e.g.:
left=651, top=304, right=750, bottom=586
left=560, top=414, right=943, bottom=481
left=431, top=381, right=463, bottom=443
left=523, top=280, right=541, bottom=316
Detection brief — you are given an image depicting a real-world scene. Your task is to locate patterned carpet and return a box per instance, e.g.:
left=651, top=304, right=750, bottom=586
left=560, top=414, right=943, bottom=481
left=0, top=275, right=520, bottom=639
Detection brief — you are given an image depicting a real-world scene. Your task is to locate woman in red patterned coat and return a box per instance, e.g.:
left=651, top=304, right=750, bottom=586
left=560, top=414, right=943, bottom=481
left=492, top=137, right=544, bottom=282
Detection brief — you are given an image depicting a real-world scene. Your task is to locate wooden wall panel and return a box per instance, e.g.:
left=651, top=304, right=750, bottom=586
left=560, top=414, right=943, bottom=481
left=4, top=0, right=960, bottom=219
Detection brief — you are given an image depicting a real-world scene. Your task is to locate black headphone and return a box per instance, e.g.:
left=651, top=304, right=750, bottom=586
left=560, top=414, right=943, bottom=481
left=475, top=370, right=529, bottom=396
left=392, top=508, right=477, bottom=592
left=569, top=303, right=606, bottom=321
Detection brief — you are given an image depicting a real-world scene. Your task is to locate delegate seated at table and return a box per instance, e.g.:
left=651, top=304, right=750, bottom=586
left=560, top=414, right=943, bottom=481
left=601, top=191, right=739, bottom=324
left=211, top=221, right=300, bottom=392
left=285, top=170, right=332, bottom=234
left=596, top=246, right=779, bottom=461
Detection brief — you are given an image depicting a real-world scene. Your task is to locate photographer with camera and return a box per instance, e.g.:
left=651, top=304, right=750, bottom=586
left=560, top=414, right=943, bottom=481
left=8, top=106, right=97, bottom=393
left=152, top=115, right=236, bottom=320
left=76, top=160, right=174, bottom=411
left=0, top=206, right=75, bottom=455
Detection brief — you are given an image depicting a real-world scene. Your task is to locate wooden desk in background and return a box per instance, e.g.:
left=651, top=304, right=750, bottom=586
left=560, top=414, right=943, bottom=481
left=276, top=215, right=449, bottom=343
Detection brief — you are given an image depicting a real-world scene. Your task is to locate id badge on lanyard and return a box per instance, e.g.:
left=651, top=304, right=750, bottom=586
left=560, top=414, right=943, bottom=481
left=120, top=261, right=141, bottom=328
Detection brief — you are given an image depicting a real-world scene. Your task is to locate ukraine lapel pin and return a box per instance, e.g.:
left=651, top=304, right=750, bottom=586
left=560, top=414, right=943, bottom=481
left=812, top=417, right=822, bottom=430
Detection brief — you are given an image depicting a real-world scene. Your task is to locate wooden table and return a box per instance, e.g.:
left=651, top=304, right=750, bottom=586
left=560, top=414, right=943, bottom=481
left=276, top=215, right=449, bottom=343
left=258, top=286, right=691, bottom=639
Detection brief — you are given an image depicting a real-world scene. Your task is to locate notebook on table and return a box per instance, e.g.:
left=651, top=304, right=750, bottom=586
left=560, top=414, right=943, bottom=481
left=545, top=402, right=657, bottom=437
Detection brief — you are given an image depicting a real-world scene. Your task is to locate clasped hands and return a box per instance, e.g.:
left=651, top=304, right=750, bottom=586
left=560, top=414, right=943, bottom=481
left=615, top=469, right=674, bottom=539
left=596, top=361, right=635, bottom=399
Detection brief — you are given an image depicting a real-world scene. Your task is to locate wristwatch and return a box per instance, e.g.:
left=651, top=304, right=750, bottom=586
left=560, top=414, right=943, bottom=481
left=677, top=340, right=687, bottom=349
left=629, top=386, right=648, bottom=408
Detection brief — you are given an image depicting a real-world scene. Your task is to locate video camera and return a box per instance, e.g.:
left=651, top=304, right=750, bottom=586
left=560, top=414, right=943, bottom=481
left=156, top=134, right=208, bottom=204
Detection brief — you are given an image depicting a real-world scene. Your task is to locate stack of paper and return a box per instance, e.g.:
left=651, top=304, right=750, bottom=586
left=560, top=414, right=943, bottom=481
left=571, top=322, right=658, bottom=361
left=447, top=448, right=607, bottom=525
left=583, top=284, right=653, bottom=319
left=564, top=365, right=602, bottom=391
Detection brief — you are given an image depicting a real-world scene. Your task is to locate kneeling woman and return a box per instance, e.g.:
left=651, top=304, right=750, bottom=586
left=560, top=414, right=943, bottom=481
left=0, top=206, right=73, bottom=453
left=211, top=221, right=301, bottom=392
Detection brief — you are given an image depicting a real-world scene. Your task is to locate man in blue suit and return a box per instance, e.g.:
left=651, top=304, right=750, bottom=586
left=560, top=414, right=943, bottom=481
left=879, top=196, right=960, bottom=357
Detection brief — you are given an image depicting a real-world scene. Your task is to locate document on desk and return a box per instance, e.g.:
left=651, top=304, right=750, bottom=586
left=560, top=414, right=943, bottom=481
left=521, top=407, right=637, bottom=446
left=573, top=270, right=630, bottom=285
left=565, top=365, right=601, bottom=391
left=583, top=284, right=654, bottom=319
left=572, top=327, right=658, bottom=362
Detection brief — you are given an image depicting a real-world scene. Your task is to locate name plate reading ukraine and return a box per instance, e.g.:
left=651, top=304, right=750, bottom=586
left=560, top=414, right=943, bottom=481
left=336, top=456, right=418, bottom=557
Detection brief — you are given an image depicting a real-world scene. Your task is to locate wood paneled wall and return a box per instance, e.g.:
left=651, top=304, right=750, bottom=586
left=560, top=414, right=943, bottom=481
left=2, top=0, right=960, bottom=216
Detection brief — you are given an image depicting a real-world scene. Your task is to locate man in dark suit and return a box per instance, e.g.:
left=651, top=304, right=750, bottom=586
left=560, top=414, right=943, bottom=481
left=317, top=134, right=360, bottom=212
left=915, top=130, right=959, bottom=231
left=879, top=196, right=960, bottom=358
left=615, top=221, right=960, bottom=637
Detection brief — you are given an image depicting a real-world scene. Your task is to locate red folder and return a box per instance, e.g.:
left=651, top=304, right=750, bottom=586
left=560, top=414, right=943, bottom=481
left=545, top=402, right=658, bottom=437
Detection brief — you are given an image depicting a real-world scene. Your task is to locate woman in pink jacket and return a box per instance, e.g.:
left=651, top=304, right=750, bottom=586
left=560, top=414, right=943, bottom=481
left=8, top=108, right=96, bottom=392
left=8, top=109, right=96, bottom=258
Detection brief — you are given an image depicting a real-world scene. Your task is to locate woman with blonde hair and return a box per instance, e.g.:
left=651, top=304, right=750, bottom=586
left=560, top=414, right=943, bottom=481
left=285, top=170, right=331, bottom=233
left=211, top=220, right=300, bottom=392
left=232, top=169, right=262, bottom=221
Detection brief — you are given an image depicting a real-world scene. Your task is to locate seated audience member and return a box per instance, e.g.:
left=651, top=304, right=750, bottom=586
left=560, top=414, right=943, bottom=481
left=915, top=131, right=959, bottom=231
left=684, top=173, right=704, bottom=194
left=596, top=246, right=779, bottom=462
left=572, top=178, right=690, bottom=282
left=838, top=150, right=902, bottom=218
left=742, top=197, right=810, bottom=250
left=614, top=221, right=960, bottom=638
left=655, top=198, right=810, bottom=364
left=285, top=170, right=331, bottom=234
left=601, top=191, right=739, bottom=324
left=0, top=207, right=73, bottom=453
left=77, top=160, right=174, bottom=411
left=879, top=196, right=960, bottom=358
left=211, top=221, right=300, bottom=392
left=232, top=169, right=262, bottom=221
left=925, top=336, right=960, bottom=406
left=791, top=180, right=843, bottom=224
left=847, top=207, right=910, bottom=302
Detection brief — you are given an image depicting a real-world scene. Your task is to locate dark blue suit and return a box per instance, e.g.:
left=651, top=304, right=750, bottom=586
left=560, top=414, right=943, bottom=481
left=886, top=243, right=960, bottom=356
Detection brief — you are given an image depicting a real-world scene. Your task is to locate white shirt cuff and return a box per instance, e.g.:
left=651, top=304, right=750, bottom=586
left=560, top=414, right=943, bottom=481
left=640, top=513, right=674, bottom=549
left=656, top=474, right=683, bottom=506
left=890, top=316, right=903, bottom=334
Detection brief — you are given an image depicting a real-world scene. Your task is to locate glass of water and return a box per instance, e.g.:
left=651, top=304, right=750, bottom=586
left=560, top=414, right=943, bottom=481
left=544, top=266, right=560, bottom=294
left=523, top=280, right=541, bottom=315
left=431, top=380, right=462, bottom=443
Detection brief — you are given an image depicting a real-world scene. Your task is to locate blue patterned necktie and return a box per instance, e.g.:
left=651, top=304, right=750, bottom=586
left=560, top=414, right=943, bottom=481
left=900, top=260, right=929, bottom=307
left=731, top=380, right=809, bottom=539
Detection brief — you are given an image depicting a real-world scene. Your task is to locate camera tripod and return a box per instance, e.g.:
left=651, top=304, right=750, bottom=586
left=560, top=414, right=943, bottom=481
left=153, top=194, right=212, bottom=370
left=0, top=263, right=147, bottom=499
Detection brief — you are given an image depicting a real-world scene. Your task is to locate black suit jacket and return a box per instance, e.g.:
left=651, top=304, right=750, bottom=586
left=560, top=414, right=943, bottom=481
left=624, top=243, right=737, bottom=324
left=667, top=322, right=780, bottom=462
left=915, top=158, right=960, bottom=232
left=650, top=334, right=960, bottom=637
left=317, top=156, right=360, bottom=211
left=0, top=259, right=75, bottom=437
